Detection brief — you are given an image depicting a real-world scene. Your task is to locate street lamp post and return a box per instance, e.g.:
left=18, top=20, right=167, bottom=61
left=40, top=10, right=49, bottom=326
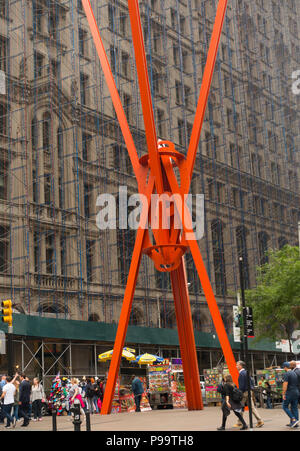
left=238, top=256, right=253, bottom=430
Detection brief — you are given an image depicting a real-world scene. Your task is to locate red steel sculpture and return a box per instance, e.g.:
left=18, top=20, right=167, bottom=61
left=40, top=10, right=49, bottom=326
left=82, top=0, right=239, bottom=414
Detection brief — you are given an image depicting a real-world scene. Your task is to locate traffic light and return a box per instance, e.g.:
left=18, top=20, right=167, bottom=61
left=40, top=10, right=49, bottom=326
left=1, top=300, right=12, bottom=326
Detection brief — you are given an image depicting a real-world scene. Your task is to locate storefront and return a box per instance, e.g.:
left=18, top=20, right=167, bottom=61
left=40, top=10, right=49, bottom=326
left=0, top=313, right=294, bottom=395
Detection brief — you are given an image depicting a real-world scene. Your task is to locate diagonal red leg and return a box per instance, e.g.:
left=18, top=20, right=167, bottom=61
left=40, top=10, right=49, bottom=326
left=170, top=260, right=203, bottom=410
left=101, top=178, right=155, bottom=414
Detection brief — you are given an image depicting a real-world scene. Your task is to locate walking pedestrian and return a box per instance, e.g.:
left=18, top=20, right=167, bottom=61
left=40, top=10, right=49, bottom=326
left=0, top=376, right=16, bottom=428
left=281, top=362, right=299, bottom=428
left=19, top=373, right=31, bottom=427
left=131, top=375, right=144, bottom=412
left=12, top=379, right=20, bottom=422
left=217, top=374, right=248, bottom=430
left=0, top=375, right=6, bottom=424
left=69, top=378, right=85, bottom=417
left=31, top=377, right=46, bottom=421
left=93, top=378, right=100, bottom=413
left=235, top=361, right=264, bottom=428
left=86, top=377, right=95, bottom=413
left=290, top=360, right=300, bottom=405
left=263, top=382, right=273, bottom=409
left=99, top=379, right=104, bottom=402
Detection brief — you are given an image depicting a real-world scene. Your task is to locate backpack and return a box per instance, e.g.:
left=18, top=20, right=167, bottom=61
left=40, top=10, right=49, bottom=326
left=232, top=387, right=243, bottom=403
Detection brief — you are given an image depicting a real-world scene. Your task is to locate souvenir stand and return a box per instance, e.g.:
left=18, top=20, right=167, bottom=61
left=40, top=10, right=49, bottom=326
left=170, top=359, right=187, bottom=409
left=203, top=367, right=230, bottom=404
left=148, top=363, right=173, bottom=409
left=255, top=367, right=286, bottom=406
left=147, top=359, right=188, bottom=409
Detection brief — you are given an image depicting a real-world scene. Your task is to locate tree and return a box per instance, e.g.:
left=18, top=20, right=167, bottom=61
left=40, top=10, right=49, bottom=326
left=245, top=245, right=300, bottom=353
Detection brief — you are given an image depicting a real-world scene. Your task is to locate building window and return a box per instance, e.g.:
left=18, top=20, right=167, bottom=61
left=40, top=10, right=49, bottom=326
left=46, top=232, right=55, bottom=274
left=157, top=108, right=166, bottom=139
left=185, top=252, right=201, bottom=295
left=79, top=28, right=87, bottom=57
left=160, top=302, right=176, bottom=329
left=112, top=143, right=132, bottom=174
left=258, top=231, right=269, bottom=265
left=0, top=0, right=6, bottom=18
left=108, top=4, right=116, bottom=31
left=32, top=117, right=38, bottom=151
left=60, top=235, right=67, bottom=275
left=278, top=236, right=288, bottom=249
left=123, top=93, right=131, bottom=122
left=211, top=220, right=227, bottom=295
left=178, top=119, right=185, bottom=147
left=82, top=132, right=91, bottom=161
left=0, top=225, right=9, bottom=273
left=42, top=113, right=51, bottom=151
left=0, top=103, right=7, bottom=135
left=80, top=72, right=89, bottom=105
left=117, top=228, right=135, bottom=285
left=0, top=158, right=7, bottom=200
left=121, top=51, right=129, bottom=78
left=84, top=183, right=91, bottom=218
left=44, top=174, right=52, bottom=205
left=34, top=51, right=44, bottom=78
left=0, top=35, right=7, bottom=72
left=34, top=231, right=40, bottom=273
left=86, top=239, right=95, bottom=282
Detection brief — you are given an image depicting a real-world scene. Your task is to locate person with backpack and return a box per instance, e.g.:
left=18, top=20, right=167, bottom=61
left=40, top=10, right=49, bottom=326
left=235, top=361, right=264, bottom=428
left=217, top=374, right=248, bottom=430
left=85, top=377, right=95, bottom=413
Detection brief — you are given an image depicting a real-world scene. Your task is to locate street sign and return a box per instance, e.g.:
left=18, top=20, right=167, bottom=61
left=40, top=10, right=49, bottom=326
left=233, top=305, right=241, bottom=343
left=245, top=307, right=254, bottom=338
left=0, top=330, right=5, bottom=354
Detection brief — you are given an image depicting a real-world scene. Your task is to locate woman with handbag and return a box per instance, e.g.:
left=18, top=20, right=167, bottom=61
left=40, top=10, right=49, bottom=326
left=217, top=375, right=248, bottom=431
left=31, top=377, right=46, bottom=421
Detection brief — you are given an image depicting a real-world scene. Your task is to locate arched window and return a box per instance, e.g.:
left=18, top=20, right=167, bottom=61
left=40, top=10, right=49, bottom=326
left=42, top=112, right=51, bottom=151
left=160, top=302, right=176, bottom=329
left=88, top=313, right=100, bottom=322
left=278, top=236, right=288, bottom=249
left=185, top=252, right=201, bottom=295
left=129, top=307, right=143, bottom=326
left=211, top=220, right=227, bottom=295
left=57, top=126, right=64, bottom=208
left=57, top=126, right=63, bottom=158
left=236, top=226, right=250, bottom=289
left=31, top=116, right=38, bottom=151
left=258, top=231, right=269, bottom=265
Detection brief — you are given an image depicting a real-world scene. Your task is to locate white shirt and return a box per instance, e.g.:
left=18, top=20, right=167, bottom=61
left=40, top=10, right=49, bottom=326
left=3, top=382, right=16, bottom=405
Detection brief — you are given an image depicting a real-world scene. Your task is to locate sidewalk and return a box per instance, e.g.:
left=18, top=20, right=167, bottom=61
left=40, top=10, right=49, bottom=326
left=1, top=406, right=299, bottom=432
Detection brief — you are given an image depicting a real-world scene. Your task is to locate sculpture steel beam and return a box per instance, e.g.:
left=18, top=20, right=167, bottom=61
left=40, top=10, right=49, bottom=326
left=82, top=0, right=239, bottom=414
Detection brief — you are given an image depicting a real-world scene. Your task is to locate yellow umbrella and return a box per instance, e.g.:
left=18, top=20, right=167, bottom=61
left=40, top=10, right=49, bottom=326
left=98, top=348, right=136, bottom=362
left=135, top=353, right=161, bottom=365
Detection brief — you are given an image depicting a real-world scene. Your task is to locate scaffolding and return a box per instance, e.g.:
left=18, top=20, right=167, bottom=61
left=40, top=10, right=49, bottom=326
left=0, top=0, right=299, bottom=340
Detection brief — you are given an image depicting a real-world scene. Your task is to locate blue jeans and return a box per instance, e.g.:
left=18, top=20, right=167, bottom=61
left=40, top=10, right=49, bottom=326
left=134, top=394, right=142, bottom=412
left=282, top=392, right=299, bottom=421
left=92, top=396, right=99, bottom=413
left=13, top=404, right=19, bottom=420
left=266, top=396, right=273, bottom=409
left=3, top=403, right=14, bottom=426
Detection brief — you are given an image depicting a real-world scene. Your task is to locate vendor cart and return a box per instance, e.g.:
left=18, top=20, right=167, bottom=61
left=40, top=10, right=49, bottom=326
left=147, top=364, right=173, bottom=409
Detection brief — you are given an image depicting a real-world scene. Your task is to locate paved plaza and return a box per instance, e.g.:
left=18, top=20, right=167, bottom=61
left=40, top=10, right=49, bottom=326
left=1, top=405, right=299, bottom=432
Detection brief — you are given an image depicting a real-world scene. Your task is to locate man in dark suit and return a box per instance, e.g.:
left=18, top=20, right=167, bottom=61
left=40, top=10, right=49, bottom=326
left=235, top=361, right=264, bottom=428
left=18, top=373, right=31, bottom=427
